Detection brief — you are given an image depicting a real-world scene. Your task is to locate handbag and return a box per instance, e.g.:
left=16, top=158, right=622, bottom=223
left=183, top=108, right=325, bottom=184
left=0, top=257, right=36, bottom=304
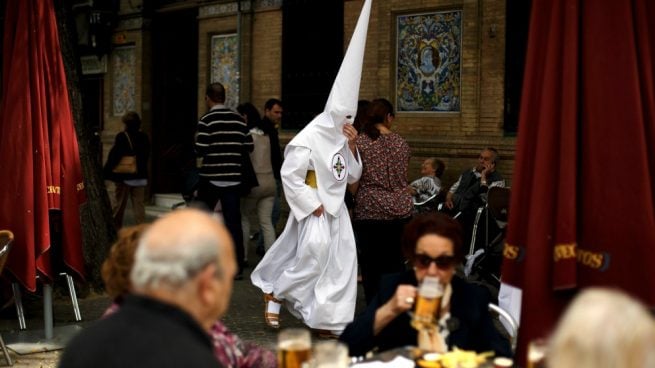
left=112, top=132, right=137, bottom=174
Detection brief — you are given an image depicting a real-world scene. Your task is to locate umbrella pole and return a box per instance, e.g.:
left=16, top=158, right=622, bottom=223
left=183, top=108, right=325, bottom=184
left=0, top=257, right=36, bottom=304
left=43, top=284, right=54, bottom=340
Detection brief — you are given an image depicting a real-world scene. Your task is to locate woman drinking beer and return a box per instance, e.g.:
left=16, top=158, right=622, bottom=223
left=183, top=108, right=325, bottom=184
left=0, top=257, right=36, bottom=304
left=339, top=213, right=512, bottom=358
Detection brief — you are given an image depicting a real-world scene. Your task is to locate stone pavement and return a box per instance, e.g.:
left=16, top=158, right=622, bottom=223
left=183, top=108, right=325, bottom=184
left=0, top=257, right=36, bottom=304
left=0, top=205, right=367, bottom=367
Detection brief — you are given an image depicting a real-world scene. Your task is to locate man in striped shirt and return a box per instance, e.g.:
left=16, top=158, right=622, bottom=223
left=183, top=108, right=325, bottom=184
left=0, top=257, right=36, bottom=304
left=195, top=82, right=253, bottom=280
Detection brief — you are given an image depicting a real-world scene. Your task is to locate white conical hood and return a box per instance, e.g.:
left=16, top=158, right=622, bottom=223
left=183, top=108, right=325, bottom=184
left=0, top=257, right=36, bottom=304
left=324, top=0, right=372, bottom=128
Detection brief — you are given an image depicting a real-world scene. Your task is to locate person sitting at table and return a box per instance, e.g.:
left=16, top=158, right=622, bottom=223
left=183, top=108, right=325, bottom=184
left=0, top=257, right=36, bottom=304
left=96, top=213, right=276, bottom=368
left=547, top=287, right=655, bottom=368
left=339, top=212, right=512, bottom=358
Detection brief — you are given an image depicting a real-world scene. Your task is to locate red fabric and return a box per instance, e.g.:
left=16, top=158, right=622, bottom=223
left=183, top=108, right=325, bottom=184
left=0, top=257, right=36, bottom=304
left=0, top=0, right=86, bottom=291
left=502, top=0, right=655, bottom=362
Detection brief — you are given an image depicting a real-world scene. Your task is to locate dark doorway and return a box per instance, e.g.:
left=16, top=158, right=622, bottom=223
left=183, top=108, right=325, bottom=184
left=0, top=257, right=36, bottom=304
left=80, top=75, right=104, bottom=164
left=151, top=8, right=198, bottom=194
left=282, top=0, right=343, bottom=130
left=504, top=0, right=532, bottom=134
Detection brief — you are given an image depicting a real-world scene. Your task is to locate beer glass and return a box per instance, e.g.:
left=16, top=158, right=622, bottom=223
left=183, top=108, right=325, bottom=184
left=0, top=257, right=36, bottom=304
left=309, top=340, right=349, bottom=368
left=411, top=276, right=444, bottom=330
left=277, top=328, right=312, bottom=368
left=526, top=338, right=547, bottom=368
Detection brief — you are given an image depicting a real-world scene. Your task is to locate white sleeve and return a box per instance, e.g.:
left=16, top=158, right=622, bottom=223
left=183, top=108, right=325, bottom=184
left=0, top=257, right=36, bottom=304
left=281, top=146, right=322, bottom=221
left=347, top=147, right=362, bottom=183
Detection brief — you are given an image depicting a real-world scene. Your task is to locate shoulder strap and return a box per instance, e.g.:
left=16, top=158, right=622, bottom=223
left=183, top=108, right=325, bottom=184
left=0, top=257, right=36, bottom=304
left=123, top=132, right=134, bottom=151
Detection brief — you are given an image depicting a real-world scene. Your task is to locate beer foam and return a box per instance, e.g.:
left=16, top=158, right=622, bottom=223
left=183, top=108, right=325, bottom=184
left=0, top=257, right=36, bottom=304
left=278, top=340, right=311, bottom=351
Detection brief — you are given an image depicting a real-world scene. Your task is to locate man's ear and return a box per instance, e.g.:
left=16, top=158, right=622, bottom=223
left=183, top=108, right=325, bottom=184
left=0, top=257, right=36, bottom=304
left=196, top=264, right=219, bottom=306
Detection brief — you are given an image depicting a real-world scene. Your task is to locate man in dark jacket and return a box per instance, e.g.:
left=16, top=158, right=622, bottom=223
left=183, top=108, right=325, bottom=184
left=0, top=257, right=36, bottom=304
left=59, top=209, right=236, bottom=368
left=444, top=147, right=504, bottom=251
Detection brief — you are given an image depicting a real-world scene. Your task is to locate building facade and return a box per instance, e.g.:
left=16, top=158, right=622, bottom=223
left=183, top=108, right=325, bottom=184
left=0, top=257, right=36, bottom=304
left=96, top=0, right=520, bottom=197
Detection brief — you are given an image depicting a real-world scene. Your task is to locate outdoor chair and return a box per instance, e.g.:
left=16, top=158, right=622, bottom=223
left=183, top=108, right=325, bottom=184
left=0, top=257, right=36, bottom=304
left=0, top=230, right=15, bottom=366
left=489, top=302, right=518, bottom=354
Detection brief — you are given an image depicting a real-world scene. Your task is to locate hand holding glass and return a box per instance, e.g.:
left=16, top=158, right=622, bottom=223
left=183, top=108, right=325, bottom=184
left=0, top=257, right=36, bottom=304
left=411, top=276, right=444, bottom=330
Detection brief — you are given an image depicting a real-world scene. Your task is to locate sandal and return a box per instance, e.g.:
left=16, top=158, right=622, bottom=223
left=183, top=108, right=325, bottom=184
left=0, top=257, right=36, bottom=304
left=312, top=328, right=340, bottom=340
left=264, top=293, right=282, bottom=329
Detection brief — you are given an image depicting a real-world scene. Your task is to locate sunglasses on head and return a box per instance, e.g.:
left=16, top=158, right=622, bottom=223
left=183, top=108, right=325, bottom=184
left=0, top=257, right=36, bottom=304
left=413, top=254, right=457, bottom=270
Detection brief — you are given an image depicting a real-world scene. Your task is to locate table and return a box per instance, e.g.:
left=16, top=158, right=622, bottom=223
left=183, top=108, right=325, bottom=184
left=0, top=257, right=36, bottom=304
left=356, top=346, right=501, bottom=367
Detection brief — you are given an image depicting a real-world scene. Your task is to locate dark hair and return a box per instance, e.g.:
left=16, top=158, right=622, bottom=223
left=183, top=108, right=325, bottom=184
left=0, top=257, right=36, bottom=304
left=101, top=224, right=150, bottom=300
left=206, top=82, right=226, bottom=103
left=484, top=147, right=500, bottom=164
left=353, top=99, right=370, bottom=134
left=362, top=98, right=394, bottom=140
left=264, top=98, right=283, bottom=111
left=122, top=111, right=141, bottom=132
left=401, top=213, right=464, bottom=264
left=237, top=102, right=262, bottom=130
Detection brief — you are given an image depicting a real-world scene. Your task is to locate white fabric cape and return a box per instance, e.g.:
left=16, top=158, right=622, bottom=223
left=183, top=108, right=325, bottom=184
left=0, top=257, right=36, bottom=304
left=250, top=143, right=361, bottom=330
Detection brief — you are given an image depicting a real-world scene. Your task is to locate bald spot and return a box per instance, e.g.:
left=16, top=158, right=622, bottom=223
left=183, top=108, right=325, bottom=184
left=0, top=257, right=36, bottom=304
left=145, top=209, right=234, bottom=263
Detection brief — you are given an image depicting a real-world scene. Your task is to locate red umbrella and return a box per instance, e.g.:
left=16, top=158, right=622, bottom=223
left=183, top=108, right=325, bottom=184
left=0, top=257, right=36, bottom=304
left=502, top=0, right=655, bottom=361
left=0, top=0, right=86, bottom=292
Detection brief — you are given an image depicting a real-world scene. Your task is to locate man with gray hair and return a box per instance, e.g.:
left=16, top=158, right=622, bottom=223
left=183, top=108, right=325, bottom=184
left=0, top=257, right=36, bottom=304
left=59, top=209, right=235, bottom=368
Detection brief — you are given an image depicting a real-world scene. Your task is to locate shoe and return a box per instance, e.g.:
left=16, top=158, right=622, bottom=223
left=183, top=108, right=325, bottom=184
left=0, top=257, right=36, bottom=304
left=264, top=293, right=282, bottom=329
left=312, top=328, right=340, bottom=340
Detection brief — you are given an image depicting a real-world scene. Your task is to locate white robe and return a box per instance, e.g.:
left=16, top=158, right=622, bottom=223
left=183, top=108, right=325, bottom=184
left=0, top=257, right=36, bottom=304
left=250, top=143, right=362, bottom=331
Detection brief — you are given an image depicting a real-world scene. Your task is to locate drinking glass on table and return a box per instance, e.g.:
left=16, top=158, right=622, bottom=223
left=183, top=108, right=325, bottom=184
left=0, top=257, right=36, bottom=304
left=309, top=340, right=349, bottom=368
left=527, top=338, right=548, bottom=368
left=278, top=328, right=312, bottom=368
left=411, top=276, right=444, bottom=330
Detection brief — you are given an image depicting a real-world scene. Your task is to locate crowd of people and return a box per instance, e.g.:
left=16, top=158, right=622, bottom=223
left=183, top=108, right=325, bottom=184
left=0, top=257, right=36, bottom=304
left=92, top=80, right=655, bottom=367
left=92, top=1, right=654, bottom=365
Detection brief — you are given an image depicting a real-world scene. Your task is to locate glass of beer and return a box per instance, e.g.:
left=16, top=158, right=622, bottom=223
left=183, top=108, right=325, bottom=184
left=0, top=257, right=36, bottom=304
left=277, top=328, right=312, bottom=368
left=309, top=340, right=349, bottom=368
left=526, top=338, right=547, bottom=368
left=411, top=276, right=444, bottom=330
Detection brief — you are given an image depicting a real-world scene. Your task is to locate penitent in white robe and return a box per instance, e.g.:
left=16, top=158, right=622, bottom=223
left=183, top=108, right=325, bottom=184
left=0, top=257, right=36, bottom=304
left=251, top=140, right=361, bottom=331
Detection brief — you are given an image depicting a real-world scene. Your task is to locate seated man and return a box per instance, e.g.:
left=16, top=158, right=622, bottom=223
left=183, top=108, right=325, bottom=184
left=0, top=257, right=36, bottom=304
left=444, top=148, right=504, bottom=250
left=59, top=209, right=235, bottom=368
left=409, top=158, right=445, bottom=212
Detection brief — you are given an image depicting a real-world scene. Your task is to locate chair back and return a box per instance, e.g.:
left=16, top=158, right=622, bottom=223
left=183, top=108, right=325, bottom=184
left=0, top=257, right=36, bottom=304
left=488, top=302, right=518, bottom=354
left=0, top=230, right=13, bottom=274
left=487, top=187, right=510, bottom=224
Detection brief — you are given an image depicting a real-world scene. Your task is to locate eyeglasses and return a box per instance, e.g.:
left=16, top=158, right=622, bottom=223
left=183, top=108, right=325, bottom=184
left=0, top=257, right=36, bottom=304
left=413, top=254, right=457, bottom=270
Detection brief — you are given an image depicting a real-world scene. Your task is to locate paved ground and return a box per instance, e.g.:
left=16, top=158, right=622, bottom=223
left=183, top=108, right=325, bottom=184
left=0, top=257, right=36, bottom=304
left=0, top=202, right=367, bottom=367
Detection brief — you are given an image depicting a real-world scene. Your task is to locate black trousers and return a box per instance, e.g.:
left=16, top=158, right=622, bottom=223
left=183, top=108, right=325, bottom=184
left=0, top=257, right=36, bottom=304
left=196, top=179, right=244, bottom=273
left=354, top=217, right=411, bottom=305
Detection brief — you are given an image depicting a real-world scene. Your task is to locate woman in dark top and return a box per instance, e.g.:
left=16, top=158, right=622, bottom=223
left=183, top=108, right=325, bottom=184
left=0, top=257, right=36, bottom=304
left=340, top=213, right=512, bottom=358
left=103, top=111, right=150, bottom=229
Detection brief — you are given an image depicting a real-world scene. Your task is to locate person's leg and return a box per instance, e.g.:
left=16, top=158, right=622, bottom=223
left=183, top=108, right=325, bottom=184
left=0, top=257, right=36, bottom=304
left=257, top=196, right=276, bottom=250
left=130, top=186, right=146, bottom=224
left=195, top=178, right=220, bottom=212
left=354, top=221, right=379, bottom=305
left=112, top=182, right=129, bottom=229
left=271, top=179, right=282, bottom=228
left=218, top=186, right=245, bottom=279
left=240, top=196, right=257, bottom=265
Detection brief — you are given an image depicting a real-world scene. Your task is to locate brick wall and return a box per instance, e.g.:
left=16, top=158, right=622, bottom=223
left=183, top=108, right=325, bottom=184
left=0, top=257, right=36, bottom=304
left=106, top=0, right=517, bottom=193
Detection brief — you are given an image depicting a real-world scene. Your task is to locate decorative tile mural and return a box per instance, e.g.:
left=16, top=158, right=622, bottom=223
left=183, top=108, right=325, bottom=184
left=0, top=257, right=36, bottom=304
left=396, top=10, right=462, bottom=112
left=211, top=34, right=239, bottom=109
left=112, top=45, right=136, bottom=116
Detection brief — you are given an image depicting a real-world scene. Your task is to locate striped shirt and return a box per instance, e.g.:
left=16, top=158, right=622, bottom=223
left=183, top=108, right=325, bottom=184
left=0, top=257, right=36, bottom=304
left=196, top=105, right=253, bottom=182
